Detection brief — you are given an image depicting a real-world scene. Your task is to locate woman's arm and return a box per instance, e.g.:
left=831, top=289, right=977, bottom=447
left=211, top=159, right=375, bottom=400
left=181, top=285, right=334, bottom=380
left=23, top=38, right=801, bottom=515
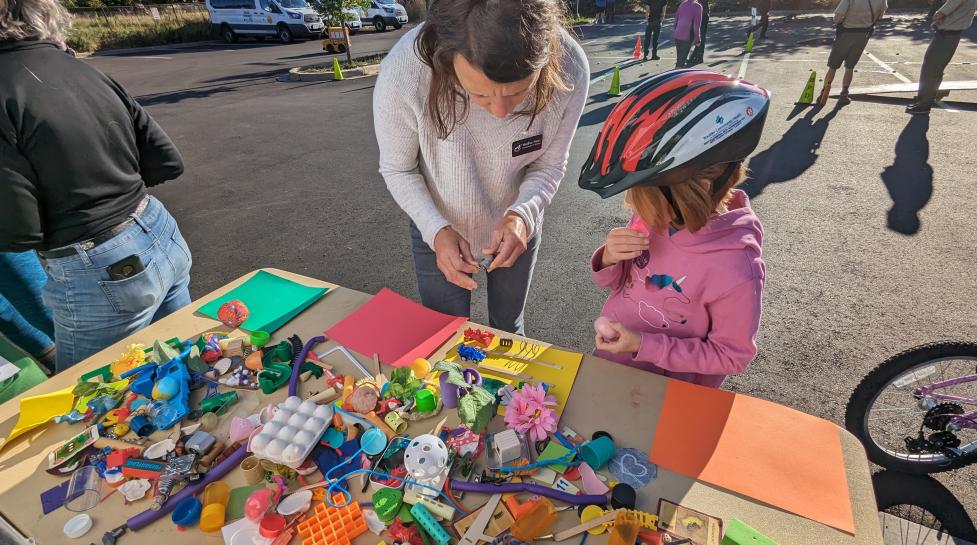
left=506, top=39, right=590, bottom=241
left=0, top=134, right=43, bottom=252
left=636, top=278, right=763, bottom=376
left=373, top=59, right=451, bottom=248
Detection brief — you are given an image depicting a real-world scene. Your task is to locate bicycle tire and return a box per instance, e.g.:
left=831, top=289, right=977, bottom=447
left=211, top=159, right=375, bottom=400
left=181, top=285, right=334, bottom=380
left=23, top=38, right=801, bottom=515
left=873, top=470, right=977, bottom=543
left=845, top=341, right=977, bottom=474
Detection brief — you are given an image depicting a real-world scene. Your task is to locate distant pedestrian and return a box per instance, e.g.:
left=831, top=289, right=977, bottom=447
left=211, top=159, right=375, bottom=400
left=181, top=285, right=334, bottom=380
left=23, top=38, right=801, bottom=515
left=644, top=0, right=668, bottom=60
left=756, top=0, right=771, bottom=38
left=606, top=0, right=616, bottom=22
left=673, top=0, right=703, bottom=68
left=818, top=0, right=887, bottom=105
left=689, top=0, right=710, bottom=64
left=907, top=0, right=977, bottom=114
left=595, top=0, right=607, bottom=23
left=374, top=0, right=589, bottom=334
left=0, top=0, right=193, bottom=370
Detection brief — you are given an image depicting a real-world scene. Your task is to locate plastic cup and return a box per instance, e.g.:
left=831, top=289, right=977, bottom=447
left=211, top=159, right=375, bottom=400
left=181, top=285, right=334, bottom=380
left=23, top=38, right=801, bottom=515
left=579, top=436, right=616, bottom=470
left=199, top=481, right=231, bottom=533
left=65, top=466, right=101, bottom=512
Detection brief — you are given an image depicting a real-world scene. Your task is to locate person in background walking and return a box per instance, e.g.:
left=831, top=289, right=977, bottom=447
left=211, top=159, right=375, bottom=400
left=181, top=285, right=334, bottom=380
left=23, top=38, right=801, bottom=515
left=606, top=0, right=617, bottom=22
left=673, top=0, right=702, bottom=68
left=595, top=0, right=607, bottom=24
left=756, top=0, right=771, bottom=38
left=689, top=0, right=710, bottom=64
left=818, top=0, right=887, bottom=105
left=644, top=0, right=668, bottom=60
left=1, top=0, right=194, bottom=371
left=0, top=252, right=55, bottom=369
left=907, top=0, right=976, bottom=114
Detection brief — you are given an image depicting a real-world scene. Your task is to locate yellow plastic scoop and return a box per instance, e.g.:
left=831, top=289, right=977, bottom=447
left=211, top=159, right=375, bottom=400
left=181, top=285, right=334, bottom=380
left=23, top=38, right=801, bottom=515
left=0, top=385, right=76, bottom=453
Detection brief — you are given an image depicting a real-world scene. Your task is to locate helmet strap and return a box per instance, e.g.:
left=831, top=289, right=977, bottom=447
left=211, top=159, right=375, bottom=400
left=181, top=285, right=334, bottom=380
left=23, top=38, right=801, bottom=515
left=660, top=186, right=684, bottom=227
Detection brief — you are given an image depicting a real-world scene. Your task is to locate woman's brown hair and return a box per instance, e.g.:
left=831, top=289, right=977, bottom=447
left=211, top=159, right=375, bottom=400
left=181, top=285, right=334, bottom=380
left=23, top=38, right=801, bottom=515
left=415, top=0, right=571, bottom=139
left=627, top=162, right=746, bottom=233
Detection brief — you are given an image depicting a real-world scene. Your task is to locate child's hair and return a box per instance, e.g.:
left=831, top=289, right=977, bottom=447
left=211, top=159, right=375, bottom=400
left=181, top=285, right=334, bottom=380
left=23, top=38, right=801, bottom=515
left=626, top=162, right=745, bottom=233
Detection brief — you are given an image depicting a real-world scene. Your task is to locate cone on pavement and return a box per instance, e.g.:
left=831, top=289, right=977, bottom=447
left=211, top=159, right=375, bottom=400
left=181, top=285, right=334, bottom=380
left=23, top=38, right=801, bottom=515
left=608, top=66, right=621, bottom=97
left=797, top=70, right=817, bottom=105
left=332, top=58, right=344, bottom=81
left=744, top=32, right=755, bottom=53
left=633, top=35, right=642, bottom=60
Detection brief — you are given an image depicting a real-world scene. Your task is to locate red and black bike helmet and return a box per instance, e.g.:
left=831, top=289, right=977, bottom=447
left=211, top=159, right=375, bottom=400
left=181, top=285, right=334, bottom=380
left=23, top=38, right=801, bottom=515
left=579, top=69, right=771, bottom=198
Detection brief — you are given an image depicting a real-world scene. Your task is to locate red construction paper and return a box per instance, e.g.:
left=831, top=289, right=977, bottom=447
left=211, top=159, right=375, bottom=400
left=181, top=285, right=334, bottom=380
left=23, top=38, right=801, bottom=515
left=649, top=380, right=854, bottom=534
left=325, top=288, right=467, bottom=367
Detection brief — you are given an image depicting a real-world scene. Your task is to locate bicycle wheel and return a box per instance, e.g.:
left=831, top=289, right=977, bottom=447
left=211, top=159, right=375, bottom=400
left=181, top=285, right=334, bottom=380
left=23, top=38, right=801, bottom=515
left=874, top=470, right=977, bottom=544
left=845, top=341, right=977, bottom=474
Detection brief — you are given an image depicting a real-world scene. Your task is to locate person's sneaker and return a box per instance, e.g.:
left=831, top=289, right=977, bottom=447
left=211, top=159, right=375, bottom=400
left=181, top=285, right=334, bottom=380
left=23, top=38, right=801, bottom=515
left=838, top=90, right=851, bottom=105
left=905, top=103, right=931, bottom=115
left=643, top=53, right=648, bottom=61
left=652, top=54, right=661, bottom=60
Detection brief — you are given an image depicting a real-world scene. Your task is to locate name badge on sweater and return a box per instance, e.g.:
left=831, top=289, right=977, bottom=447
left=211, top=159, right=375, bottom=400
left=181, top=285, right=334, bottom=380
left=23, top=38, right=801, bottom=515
left=512, top=134, right=543, bottom=157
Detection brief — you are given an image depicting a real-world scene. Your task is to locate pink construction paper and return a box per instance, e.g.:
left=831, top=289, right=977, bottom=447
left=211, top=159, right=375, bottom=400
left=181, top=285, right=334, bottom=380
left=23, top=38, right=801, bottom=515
left=326, top=288, right=468, bottom=367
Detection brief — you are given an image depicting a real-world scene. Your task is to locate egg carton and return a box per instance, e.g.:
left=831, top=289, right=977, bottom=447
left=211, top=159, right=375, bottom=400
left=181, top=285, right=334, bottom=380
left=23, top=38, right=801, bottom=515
left=249, top=396, right=334, bottom=468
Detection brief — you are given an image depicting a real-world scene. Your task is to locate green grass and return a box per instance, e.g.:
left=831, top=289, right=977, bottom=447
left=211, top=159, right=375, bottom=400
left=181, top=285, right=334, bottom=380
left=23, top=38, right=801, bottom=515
left=566, top=15, right=594, bottom=25
left=67, top=10, right=214, bottom=53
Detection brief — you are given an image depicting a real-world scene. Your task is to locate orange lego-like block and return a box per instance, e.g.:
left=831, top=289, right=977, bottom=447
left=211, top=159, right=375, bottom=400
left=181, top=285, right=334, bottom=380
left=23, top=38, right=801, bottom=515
left=296, top=495, right=369, bottom=545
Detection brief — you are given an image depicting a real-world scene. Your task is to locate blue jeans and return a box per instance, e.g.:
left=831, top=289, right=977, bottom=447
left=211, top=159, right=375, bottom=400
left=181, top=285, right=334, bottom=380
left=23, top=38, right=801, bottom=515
left=0, top=252, right=55, bottom=360
left=41, top=196, right=192, bottom=372
left=410, top=223, right=540, bottom=335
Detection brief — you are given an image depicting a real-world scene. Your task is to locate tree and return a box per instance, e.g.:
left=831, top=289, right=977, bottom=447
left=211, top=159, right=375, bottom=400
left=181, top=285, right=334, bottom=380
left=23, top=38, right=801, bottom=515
left=306, top=0, right=368, bottom=64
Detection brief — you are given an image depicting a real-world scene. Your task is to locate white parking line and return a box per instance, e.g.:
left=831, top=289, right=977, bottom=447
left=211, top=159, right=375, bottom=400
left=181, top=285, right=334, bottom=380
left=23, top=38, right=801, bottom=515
left=737, top=52, right=751, bottom=79
left=865, top=51, right=911, bottom=83
left=864, top=50, right=957, bottom=112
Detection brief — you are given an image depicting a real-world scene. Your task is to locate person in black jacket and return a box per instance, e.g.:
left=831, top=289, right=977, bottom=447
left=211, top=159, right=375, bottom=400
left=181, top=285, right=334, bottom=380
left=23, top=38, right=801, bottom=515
left=644, top=0, right=668, bottom=60
left=0, top=0, right=194, bottom=371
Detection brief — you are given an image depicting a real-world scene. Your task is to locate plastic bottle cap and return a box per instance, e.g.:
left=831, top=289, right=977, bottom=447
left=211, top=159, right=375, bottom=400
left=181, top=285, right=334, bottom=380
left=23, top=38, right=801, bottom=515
left=414, top=389, right=436, bottom=413
left=610, top=483, right=636, bottom=510
left=250, top=331, right=271, bottom=348
left=63, top=514, right=93, bottom=539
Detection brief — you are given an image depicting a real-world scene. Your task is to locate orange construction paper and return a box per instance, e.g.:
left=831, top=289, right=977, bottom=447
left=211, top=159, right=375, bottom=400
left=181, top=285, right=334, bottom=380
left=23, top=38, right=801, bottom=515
left=649, top=380, right=854, bottom=534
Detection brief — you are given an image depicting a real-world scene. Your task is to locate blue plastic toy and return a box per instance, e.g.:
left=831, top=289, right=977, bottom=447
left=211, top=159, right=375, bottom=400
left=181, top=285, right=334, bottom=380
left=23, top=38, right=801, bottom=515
left=121, top=345, right=192, bottom=430
left=457, top=344, right=486, bottom=363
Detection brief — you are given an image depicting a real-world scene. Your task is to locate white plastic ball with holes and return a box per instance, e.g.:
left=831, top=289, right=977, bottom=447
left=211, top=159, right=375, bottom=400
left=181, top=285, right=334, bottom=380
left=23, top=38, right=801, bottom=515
left=403, top=434, right=449, bottom=481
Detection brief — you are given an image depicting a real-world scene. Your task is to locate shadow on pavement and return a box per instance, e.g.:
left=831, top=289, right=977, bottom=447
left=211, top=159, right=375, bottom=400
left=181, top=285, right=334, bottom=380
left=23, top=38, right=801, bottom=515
left=881, top=115, right=932, bottom=235
left=743, top=102, right=842, bottom=197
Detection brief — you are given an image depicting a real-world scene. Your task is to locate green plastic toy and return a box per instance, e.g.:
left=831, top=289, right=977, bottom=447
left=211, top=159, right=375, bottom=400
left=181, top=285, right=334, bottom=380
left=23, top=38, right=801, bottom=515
left=372, top=488, right=403, bottom=523
left=721, top=518, right=780, bottom=545
left=258, top=362, right=292, bottom=394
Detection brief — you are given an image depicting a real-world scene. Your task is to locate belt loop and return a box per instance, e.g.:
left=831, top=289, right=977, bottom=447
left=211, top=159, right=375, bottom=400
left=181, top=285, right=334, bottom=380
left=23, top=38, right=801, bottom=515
left=77, top=244, right=93, bottom=267
left=131, top=197, right=153, bottom=234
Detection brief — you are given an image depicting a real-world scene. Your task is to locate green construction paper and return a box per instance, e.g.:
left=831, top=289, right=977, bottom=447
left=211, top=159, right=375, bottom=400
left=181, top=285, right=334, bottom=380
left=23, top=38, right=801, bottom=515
left=541, top=440, right=574, bottom=473
left=721, top=518, right=780, bottom=545
left=197, top=270, right=328, bottom=333
left=227, top=484, right=267, bottom=521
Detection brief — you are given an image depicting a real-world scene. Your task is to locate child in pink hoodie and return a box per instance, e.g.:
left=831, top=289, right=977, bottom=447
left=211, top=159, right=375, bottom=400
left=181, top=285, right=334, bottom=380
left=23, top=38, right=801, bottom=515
left=579, top=71, right=770, bottom=388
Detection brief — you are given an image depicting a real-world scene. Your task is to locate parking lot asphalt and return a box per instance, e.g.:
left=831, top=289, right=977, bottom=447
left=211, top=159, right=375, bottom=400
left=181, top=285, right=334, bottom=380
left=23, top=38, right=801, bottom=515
left=86, top=13, right=977, bottom=521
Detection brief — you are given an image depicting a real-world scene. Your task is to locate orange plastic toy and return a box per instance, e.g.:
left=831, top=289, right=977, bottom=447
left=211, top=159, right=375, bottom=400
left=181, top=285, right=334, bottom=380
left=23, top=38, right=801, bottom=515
left=608, top=511, right=642, bottom=545
left=295, top=495, right=368, bottom=545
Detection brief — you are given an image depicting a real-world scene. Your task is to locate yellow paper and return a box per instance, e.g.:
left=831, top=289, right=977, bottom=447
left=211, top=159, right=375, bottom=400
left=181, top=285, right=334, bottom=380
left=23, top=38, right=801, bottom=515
left=446, top=336, right=583, bottom=417
left=0, top=385, right=76, bottom=453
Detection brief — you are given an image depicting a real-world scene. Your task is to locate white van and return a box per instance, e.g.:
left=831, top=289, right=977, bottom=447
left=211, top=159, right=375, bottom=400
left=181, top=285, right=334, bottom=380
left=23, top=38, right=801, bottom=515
left=343, top=8, right=362, bottom=34
left=359, top=0, right=408, bottom=32
left=206, top=0, right=325, bottom=43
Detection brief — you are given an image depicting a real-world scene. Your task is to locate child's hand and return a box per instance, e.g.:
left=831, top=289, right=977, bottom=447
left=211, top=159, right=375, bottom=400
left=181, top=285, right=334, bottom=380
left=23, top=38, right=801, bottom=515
left=594, top=320, right=641, bottom=354
left=600, top=228, right=649, bottom=268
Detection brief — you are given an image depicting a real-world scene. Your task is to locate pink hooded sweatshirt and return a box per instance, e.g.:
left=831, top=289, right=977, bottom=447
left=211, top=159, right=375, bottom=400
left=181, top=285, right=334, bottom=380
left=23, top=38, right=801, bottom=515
left=591, top=189, right=765, bottom=388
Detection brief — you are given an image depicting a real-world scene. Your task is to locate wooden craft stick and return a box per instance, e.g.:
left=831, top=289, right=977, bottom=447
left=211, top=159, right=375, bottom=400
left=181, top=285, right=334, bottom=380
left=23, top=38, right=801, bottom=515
left=476, top=363, right=533, bottom=381
left=484, top=349, right=563, bottom=370
left=553, top=509, right=624, bottom=541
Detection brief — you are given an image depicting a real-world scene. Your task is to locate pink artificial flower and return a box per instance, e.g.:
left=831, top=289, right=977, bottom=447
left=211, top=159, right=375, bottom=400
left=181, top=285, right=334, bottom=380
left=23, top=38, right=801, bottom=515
left=503, top=384, right=558, bottom=443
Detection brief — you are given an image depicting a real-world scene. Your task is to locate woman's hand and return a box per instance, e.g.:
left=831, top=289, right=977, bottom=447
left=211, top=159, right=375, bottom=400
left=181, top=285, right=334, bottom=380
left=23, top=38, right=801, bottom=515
left=482, top=213, right=528, bottom=272
left=433, top=226, right=481, bottom=290
left=594, top=320, right=641, bottom=354
left=600, top=228, right=649, bottom=268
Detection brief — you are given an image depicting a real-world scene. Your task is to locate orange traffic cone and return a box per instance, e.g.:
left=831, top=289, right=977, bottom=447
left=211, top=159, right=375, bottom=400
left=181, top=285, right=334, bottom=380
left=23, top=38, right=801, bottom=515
left=633, top=36, right=642, bottom=60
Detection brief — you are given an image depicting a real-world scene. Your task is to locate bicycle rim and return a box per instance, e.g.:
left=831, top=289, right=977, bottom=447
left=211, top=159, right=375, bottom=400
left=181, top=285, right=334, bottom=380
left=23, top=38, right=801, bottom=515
left=864, top=355, right=977, bottom=465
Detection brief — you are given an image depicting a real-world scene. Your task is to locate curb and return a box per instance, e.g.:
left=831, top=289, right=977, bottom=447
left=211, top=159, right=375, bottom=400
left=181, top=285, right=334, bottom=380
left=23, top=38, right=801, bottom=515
left=287, top=63, right=379, bottom=82
left=80, top=39, right=221, bottom=58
